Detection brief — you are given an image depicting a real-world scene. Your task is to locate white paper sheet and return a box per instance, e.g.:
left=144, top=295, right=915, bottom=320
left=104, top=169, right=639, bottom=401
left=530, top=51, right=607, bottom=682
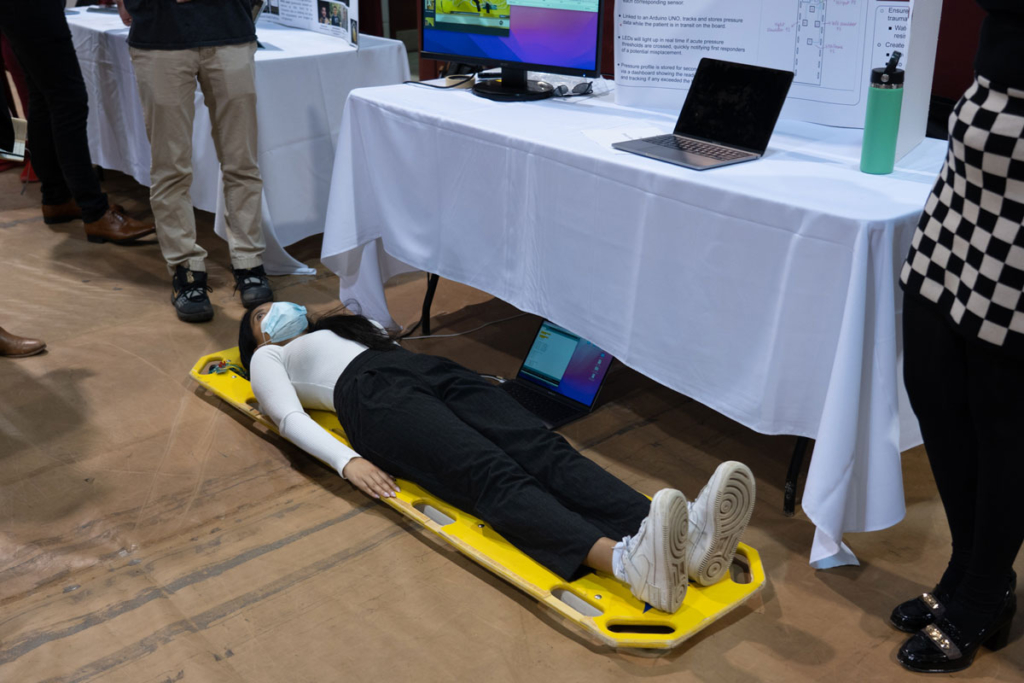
left=580, top=125, right=667, bottom=153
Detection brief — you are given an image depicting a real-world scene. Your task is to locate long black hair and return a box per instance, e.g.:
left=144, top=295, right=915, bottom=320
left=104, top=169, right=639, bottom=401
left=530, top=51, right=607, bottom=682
left=239, top=304, right=395, bottom=371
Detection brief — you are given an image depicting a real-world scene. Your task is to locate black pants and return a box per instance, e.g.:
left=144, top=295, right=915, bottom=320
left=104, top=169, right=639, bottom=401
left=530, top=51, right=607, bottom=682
left=903, top=295, right=1024, bottom=619
left=0, top=0, right=108, bottom=221
left=0, top=74, right=12, bottom=153
left=334, top=348, right=650, bottom=579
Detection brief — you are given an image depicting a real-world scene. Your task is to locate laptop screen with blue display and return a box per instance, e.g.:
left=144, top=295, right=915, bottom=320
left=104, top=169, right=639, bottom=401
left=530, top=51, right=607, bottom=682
left=518, top=321, right=611, bottom=407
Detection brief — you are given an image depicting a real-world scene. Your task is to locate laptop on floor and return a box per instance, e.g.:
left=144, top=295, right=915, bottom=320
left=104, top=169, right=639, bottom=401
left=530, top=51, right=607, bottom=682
left=613, top=58, right=794, bottom=170
left=500, top=320, right=613, bottom=429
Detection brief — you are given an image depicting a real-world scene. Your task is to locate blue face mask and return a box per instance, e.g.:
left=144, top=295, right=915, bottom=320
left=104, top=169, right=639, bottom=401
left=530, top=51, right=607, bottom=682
left=260, top=303, right=309, bottom=344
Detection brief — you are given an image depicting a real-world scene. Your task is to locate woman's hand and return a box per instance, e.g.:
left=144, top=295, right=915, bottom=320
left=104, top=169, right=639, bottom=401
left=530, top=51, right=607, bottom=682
left=342, top=458, right=400, bottom=499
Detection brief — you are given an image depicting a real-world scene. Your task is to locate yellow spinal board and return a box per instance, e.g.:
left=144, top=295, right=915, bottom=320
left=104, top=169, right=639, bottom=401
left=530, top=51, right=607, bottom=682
left=190, top=348, right=765, bottom=649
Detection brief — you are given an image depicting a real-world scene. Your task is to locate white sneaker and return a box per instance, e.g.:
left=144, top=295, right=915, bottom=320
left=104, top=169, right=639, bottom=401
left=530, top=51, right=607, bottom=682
left=619, top=489, right=690, bottom=613
left=686, top=461, right=756, bottom=586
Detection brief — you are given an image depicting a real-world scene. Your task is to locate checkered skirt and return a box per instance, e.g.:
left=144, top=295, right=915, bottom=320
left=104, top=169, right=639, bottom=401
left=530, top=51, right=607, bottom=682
left=901, top=75, right=1024, bottom=355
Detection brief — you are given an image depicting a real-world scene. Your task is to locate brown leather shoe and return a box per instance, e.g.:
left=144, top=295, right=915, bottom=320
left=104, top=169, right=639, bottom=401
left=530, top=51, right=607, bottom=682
left=41, top=198, right=83, bottom=225
left=84, top=204, right=155, bottom=245
left=0, top=326, right=46, bottom=358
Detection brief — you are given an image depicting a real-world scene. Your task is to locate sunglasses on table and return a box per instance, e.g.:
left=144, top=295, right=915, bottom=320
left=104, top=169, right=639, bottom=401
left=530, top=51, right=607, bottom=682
left=551, top=82, right=594, bottom=98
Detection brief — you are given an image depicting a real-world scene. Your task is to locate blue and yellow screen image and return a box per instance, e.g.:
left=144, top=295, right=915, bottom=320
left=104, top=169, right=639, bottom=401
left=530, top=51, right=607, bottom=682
left=426, top=0, right=510, bottom=36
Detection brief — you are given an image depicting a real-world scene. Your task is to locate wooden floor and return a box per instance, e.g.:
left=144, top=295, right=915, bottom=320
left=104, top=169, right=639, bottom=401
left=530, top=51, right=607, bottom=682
left=1, top=168, right=1021, bottom=682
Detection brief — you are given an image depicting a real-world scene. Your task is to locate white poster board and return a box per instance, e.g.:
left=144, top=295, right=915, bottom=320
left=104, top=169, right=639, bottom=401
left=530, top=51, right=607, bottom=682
left=262, top=0, right=360, bottom=47
left=614, top=0, right=942, bottom=159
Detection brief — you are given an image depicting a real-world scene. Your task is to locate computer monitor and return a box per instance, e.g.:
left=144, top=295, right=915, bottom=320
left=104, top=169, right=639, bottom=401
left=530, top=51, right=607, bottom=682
left=420, top=0, right=604, bottom=102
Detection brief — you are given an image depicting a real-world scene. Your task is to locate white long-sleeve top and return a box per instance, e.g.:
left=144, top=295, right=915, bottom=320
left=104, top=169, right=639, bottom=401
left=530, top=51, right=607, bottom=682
left=249, top=329, right=375, bottom=477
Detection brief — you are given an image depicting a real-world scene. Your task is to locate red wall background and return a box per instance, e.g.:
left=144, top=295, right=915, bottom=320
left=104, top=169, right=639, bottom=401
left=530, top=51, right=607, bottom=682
left=931, top=1, right=984, bottom=100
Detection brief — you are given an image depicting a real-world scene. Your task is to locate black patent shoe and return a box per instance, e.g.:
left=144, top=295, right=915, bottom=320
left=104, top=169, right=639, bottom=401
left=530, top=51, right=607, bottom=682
left=233, top=265, right=273, bottom=309
left=897, top=593, right=1017, bottom=673
left=891, top=586, right=952, bottom=633
left=891, top=571, right=1016, bottom=633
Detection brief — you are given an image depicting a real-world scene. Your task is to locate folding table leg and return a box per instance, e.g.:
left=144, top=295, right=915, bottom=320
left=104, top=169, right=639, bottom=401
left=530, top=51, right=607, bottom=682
left=783, top=436, right=811, bottom=517
left=421, top=273, right=440, bottom=336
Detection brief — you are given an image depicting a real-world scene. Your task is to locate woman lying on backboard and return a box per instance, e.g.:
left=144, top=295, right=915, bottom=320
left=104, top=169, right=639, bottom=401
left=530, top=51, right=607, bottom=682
left=238, top=302, right=756, bottom=613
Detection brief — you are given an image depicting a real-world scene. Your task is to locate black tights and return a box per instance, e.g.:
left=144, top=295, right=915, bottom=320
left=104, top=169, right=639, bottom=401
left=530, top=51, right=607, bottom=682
left=903, top=295, right=1024, bottom=628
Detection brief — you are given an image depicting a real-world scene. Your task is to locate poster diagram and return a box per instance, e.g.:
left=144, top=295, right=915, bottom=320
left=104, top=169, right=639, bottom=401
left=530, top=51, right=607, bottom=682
left=761, top=0, right=866, bottom=104
left=793, top=0, right=826, bottom=85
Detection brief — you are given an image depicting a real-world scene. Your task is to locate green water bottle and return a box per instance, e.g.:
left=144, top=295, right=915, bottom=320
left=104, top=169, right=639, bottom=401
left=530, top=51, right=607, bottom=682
left=861, top=51, right=904, bottom=175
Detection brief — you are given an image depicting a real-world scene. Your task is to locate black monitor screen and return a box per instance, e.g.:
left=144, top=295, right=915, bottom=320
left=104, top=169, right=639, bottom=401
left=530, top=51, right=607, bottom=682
left=422, top=0, right=601, bottom=74
left=675, top=59, right=794, bottom=154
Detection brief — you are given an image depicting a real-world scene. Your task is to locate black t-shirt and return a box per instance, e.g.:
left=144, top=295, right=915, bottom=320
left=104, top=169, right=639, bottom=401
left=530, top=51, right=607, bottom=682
left=975, top=0, right=1024, bottom=89
left=126, top=0, right=257, bottom=50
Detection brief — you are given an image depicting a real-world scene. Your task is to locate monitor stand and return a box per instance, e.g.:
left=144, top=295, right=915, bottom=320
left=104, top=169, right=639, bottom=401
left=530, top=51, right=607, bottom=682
left=472, top=67, right=553, bottom=102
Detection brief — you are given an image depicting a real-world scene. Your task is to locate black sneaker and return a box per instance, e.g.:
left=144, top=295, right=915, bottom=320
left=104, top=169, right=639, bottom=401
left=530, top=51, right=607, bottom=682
left=233, top=265, right=273, bottom=310
left=171, top=266, right=214, bottom=323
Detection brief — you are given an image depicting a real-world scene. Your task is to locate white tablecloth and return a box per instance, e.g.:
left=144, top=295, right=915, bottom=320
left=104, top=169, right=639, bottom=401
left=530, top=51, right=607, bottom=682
left=66, top=10, right=410, bottom=274
left=320, top=83, right=950, bottom=567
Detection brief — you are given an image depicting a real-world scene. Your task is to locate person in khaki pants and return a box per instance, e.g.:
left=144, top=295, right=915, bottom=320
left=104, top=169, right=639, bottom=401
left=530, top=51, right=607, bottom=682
left=117, top=0, right=273, bottom=323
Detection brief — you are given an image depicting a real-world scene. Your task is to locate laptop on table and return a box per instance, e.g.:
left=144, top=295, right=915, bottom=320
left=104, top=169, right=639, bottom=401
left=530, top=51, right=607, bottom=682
left=501, top=321, right=613, bottom=429
left=613, top=58, right=795, bottom=170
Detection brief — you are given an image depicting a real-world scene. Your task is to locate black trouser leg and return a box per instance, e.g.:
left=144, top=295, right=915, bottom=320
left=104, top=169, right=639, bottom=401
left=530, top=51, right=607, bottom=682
left=903, top=295, right=978, bottom=593
left=433, top=361, right=650, bottom=541
left=0, top=64, right=12, bottom=153
left=0, top=0, right=108, bottom=220
left=958, top=322, right=1024, bottom=617
left=23, top=73, right=69, bottom=205
left=340, top=368, right=609, bottom=579
left=904, top=295, right=1024, bottom=626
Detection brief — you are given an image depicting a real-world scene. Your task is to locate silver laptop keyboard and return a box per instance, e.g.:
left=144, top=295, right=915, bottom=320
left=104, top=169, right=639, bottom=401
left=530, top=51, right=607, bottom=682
left=648, top=134, right=751, bottom=161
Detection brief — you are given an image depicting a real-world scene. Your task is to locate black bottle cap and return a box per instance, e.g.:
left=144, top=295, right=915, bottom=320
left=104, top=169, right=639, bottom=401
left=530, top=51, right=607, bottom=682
left=872, top=51, right=904, bottom=86
left=871, top=67, right=905, bottom=85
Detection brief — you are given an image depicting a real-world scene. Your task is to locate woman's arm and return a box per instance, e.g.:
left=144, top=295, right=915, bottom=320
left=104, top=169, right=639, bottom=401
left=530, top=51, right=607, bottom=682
left=250, top=346, right=398, bottom=498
